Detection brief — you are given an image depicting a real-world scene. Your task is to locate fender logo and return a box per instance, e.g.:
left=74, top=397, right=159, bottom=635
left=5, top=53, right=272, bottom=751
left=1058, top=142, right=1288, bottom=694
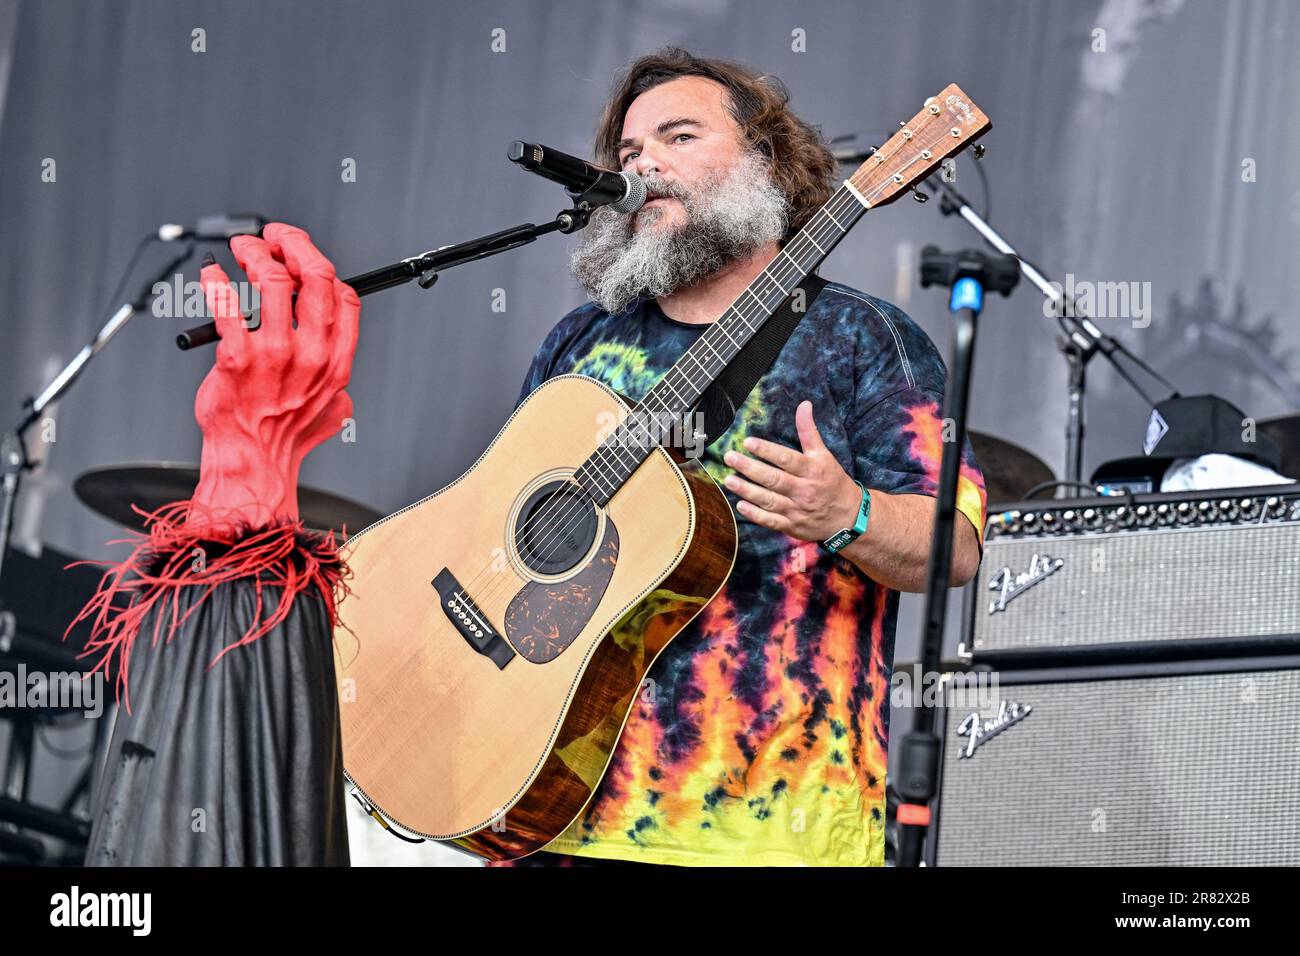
left=987, top=553, right=1063, bottom=613
left=955, top=700, right=1032, bottom=758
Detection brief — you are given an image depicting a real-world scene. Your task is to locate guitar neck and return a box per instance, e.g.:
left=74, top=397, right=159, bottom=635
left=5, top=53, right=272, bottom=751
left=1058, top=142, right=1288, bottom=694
left=573, top=182, right=869, bottom=505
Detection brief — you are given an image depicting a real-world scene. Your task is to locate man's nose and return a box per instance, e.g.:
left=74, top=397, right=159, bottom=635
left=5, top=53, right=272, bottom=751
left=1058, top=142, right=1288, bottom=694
left=631, top=146, right=665, bottom=178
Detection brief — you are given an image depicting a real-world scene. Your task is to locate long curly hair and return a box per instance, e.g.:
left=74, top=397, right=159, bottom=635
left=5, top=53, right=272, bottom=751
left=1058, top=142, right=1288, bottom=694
left=592, top=47, right=838, bottom=244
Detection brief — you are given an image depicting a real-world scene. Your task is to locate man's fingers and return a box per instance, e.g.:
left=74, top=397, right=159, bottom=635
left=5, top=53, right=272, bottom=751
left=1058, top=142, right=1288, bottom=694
left=199, top=261, right=248, bottom=368
left=741, top=435, right=809, bottom=476
left=723, top=472, right=793, bottom=515
left=795, top=400, right=827, bottom=453
left=735, top=498, right=791, bottom=534
left=230, top=235, right=293, bottom=351
left=724, top=448, right=793, bottom=494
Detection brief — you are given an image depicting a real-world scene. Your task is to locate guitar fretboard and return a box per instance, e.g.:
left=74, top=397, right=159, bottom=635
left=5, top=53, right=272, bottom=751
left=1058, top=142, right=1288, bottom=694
left=572, top=182, right=868, bottom=506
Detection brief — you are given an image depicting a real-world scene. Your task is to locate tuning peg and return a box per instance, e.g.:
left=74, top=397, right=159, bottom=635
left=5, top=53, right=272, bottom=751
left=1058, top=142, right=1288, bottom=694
left=972, top=144, right=986, bottom=160
left=911, top=188, right=929, bottom=203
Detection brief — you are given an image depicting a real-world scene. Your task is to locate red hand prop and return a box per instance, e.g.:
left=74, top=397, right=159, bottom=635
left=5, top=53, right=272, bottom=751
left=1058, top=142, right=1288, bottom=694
left=193, top=223, right=360, bottom=533
left=67, top=223, right=360, bottom=707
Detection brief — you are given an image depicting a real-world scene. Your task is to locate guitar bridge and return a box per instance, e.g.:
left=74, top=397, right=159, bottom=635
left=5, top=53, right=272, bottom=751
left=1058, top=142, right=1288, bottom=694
left=432, top=568, right=514, bottom=669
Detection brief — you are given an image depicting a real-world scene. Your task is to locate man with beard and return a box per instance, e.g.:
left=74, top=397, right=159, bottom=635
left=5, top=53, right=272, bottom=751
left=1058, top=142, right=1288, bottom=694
left=502, top=49, right=986, bottom=868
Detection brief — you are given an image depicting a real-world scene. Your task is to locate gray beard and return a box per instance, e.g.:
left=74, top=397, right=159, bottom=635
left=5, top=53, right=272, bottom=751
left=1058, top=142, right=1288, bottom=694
left=569, top=149, right=789, bottom=315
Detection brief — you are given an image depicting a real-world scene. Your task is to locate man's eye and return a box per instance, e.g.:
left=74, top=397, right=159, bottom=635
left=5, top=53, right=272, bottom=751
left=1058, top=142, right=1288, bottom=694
left=621, top=151, right=639, bottom=165
left=673, top=133, right=694, bottom=144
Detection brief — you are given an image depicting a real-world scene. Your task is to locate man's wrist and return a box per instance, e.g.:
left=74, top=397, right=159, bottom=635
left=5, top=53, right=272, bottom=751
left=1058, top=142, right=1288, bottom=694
left=835, top=479, right=866, bottom=534
left=822, top=480, right=871, bottom=553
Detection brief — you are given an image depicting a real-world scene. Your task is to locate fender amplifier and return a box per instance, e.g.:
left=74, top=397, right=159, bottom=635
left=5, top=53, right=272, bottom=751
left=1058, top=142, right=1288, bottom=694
left=963, top=484, right=1300, bottom=664
left=929, top=656, right=1300, bottom=865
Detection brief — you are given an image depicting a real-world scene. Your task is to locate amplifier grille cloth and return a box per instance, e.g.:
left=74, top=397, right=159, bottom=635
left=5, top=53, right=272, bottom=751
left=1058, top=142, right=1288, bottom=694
left=936, top=668, right=1300, bottom=865
left=973, top=524, right=1300, bottom=652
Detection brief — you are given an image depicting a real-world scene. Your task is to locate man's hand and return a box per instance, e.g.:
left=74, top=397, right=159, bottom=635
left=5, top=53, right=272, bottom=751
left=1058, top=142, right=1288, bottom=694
left=190, top=222, right=360, bottom=532
left=721, top=400, right=860, bottom=541
left=721, top=399, right=982, bottom=591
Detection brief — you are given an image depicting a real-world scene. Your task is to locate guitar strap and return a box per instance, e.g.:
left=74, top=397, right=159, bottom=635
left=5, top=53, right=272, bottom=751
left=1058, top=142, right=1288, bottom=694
left=691, top=272, right=829, bottom=448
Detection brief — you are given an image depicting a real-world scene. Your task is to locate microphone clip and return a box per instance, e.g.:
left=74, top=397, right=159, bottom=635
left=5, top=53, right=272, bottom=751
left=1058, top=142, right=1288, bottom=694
left=556, top=206, right=591, bottom=234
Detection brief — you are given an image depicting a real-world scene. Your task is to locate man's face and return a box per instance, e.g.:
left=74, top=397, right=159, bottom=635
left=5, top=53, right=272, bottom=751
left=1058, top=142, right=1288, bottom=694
left=615, top=76, right=749, bottom=233
left=569, top=75, right=788, bottom=315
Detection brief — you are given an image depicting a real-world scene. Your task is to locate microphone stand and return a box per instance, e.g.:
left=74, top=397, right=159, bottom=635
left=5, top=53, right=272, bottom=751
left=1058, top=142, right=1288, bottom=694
left=0, top=240, right=193, bottom=806
left=176, top=204, right=595, bottom=350
left=895, top=247, right=1018, bottom=869
left=915, top=173, right=1179, bottom=493
left=837, top=141, right=1179, bottom=493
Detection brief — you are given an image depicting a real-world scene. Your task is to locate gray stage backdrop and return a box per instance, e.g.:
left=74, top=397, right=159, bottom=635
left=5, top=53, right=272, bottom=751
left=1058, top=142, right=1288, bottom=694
left=2, top=0, right=1299, bottom=835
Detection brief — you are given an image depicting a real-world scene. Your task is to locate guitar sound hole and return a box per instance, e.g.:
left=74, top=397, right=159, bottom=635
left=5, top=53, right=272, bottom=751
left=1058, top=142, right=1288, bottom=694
left=514, top=479, right=599, bottom=576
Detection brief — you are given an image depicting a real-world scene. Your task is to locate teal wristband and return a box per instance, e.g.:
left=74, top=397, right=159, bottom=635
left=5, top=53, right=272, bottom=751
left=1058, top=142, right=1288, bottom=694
left=822, top=480, right=870, bottom=553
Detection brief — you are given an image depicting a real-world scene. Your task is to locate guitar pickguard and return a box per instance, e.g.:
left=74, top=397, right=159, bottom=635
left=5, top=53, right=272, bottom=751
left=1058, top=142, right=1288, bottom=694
left=503, top=519, right=620, bottom=663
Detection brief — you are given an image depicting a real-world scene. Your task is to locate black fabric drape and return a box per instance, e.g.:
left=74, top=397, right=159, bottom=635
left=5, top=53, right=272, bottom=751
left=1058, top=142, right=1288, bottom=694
left=85, top=580, right=350, bottom=866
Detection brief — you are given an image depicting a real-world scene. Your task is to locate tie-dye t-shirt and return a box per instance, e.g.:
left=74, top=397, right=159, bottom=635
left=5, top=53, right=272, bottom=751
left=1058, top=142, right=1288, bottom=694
left=513, top=279, right=986, bottom=867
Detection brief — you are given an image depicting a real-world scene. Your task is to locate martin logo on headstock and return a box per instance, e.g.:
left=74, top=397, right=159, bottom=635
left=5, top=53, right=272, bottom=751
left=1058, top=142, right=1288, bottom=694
left=945, top=91, right=979, bottom=126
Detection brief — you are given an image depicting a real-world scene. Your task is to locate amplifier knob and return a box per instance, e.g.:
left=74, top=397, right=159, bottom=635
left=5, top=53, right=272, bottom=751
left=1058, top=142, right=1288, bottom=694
left=1041, top=512, right=1057, bottom=529
left=1115, top=506, right=1135, bottom=527
left=1136, top=505, right=1154, bottom=526
left=988, top=512, right=1014, bottom=535
left=1197, top=501, right=1214, bottom=522
left=1218, top=499, right=1237, bottom=520
left=1176, top=502, right=1193, bottom=523
left=1023, top=512, right=1037, bottom=526
left=1240, top=497, right=1258, bottom=515
left=1266, top=496, right=1284, bottom=518
left=1082, top=508, right=1098, bottom=525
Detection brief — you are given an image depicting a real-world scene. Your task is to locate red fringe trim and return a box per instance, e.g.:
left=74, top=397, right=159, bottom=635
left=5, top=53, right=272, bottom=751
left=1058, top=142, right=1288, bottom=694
left=63, top=501, right=352, bottom=714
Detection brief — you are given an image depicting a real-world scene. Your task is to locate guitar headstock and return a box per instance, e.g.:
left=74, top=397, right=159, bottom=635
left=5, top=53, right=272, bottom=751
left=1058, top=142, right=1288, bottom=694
left=846, top=83, right=991, bottom=209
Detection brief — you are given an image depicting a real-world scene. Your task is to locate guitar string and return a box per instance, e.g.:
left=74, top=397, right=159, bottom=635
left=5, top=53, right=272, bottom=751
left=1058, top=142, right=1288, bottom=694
left=456, top=123, right=957, bottom=627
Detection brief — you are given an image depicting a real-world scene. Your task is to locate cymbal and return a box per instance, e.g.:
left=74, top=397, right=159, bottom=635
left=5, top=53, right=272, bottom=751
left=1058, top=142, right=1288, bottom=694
left=968, top=431, right=1055, bottom=506
left=1257, top=415, right=1300, bottom=480
left=74, top=462, right=383, bottom=538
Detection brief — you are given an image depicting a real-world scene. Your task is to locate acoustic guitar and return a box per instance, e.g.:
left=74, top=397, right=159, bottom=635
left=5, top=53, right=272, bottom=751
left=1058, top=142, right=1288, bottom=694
left=336, top=84, right=991, bottom=861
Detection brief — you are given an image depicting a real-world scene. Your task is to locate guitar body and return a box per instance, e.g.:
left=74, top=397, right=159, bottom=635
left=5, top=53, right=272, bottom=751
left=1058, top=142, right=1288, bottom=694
left=335, top=374, right=737, bottom=861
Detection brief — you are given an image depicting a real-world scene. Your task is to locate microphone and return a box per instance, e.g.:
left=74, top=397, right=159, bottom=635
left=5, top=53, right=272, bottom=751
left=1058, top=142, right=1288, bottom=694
left=158, top=214, right=267, bottom=242
left=508, top=141, right=646, bottom=213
